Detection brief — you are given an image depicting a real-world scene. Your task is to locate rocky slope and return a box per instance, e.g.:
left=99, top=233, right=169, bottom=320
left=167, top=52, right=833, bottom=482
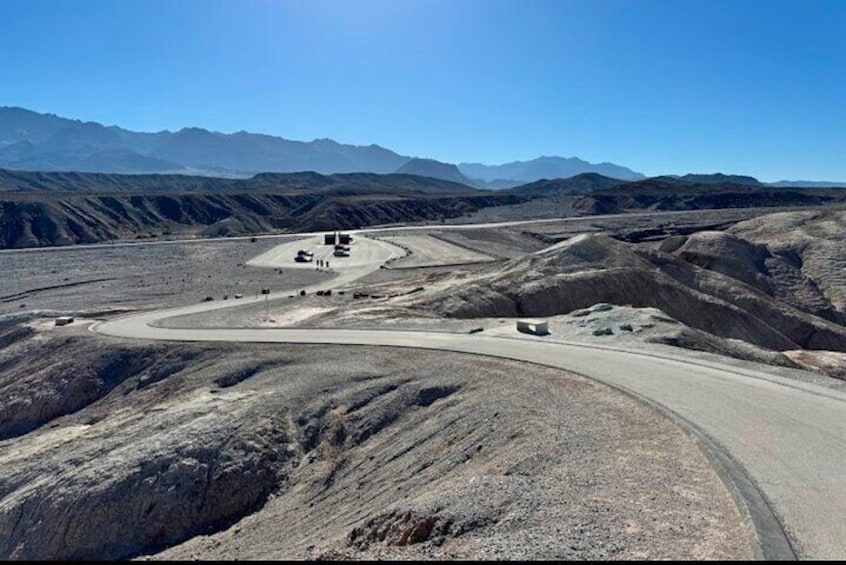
left=413, top=230, right=846, bottom=352
left=573, top=177, right=846, bottom=214
left=0, top=317, right=752, bottom=560
left=728, top=210, right=846, bottom=319
left=0, top=190, right=525, bottom=248
left=0, top=168, right=475, bottom=194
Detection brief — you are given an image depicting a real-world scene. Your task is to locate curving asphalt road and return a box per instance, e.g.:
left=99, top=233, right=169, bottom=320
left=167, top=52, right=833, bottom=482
left=89, top=234, right=846, bottom=560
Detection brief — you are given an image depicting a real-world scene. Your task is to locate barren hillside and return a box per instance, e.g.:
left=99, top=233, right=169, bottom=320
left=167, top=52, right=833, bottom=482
left=572, top=177, right=846, bottom=215
left=3, top=167, right=846, bottom=249
left=0, top=191, right=524, bottom=248
left=0, top=318, right=752, bottom=560
left=413, top=228, right=846, bottom=353
left=728, top=210, right=846, bottom=318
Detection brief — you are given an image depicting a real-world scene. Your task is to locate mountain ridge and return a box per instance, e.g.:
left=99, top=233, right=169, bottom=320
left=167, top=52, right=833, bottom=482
left=395, top=158, right=475, bottom=186
left=458, top=155, right=646, bottom=185
left=2, top=167, right=846, bottom=249
left=0, top=106, right=644, bottom=182
left=0, top=167, right=480, bottom=195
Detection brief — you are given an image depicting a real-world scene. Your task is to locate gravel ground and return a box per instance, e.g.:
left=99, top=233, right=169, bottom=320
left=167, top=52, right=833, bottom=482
left=378, top=234, right=495, bottom=268
left=0, top=211, right=795, bottom=320
left=4, top=214, right=814, bottom=559
left=431, top=229, right=548, bottom=258
left=0, top=321, right=755, bottom=560
left=142, top=345, right=753, bottom=560
left=161, top=277, right=846, bottom=393
left=0, top=238, right=327, bottom=316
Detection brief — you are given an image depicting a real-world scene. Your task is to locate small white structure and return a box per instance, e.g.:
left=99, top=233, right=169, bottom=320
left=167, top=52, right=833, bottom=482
left=54, top=316, right=74, bottom=326
left=517, top=319, right=548, bottom=335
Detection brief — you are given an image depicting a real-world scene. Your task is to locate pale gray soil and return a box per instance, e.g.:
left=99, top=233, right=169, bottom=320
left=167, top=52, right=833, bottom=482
left=430, top=228, right=548, bottom=258
left=784, top=350, right=846, bottom=381
left=377, top=234, right=495, bottom=268
left=448, top=201, right=827, bottom=231
left=160, top=213, right=846, bottom=386
left=3, top=207, right=844, bottom=559
left=729, top=209, right=846, bottom=318
left=0, top=321, right=754, bottom=560
left=0, top=238, right=327, bottom=316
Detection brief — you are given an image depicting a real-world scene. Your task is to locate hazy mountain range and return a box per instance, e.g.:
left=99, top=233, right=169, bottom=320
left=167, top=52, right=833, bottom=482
left=1, top=107, right=843, bottom=188
left=458, top=156, right=645, bottom=186
left=0, top=107, right=646, bottom=187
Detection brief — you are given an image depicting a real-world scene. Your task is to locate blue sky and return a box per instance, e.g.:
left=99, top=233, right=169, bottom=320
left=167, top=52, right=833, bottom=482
left=2, top=0, right=845, bottom=180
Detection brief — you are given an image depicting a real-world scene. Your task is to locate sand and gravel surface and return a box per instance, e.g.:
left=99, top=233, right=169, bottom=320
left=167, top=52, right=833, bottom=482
left=0, top=237, right=328, bottom=316
left=0, top=321, right=754, bottom=560
left=6, top=208, right=846, bottom=559
left=149, top=348, right=752, bottom=561
left=376, top=234, right=495, bottom=268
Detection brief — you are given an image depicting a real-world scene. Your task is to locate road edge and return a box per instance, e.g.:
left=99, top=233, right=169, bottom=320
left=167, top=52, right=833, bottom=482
left=438, top=346, right=799, bottom=561
left=593, top=378, right=798, bottom=561
left=85, top=321, right=799, bottom=560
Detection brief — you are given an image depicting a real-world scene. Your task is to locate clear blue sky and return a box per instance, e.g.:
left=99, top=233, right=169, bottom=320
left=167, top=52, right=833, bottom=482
left=3, top=0, right=845, bottom=181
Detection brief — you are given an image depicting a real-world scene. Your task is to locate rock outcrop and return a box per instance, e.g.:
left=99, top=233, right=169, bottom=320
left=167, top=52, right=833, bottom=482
left=415, top=231, right=846, bottom=352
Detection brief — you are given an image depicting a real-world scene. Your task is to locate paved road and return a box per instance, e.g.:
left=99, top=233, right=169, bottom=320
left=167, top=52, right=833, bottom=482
left=89, top=235, right=846, bottom=560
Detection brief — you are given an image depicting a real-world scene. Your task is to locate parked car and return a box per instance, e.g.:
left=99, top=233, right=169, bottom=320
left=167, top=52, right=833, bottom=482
left=295, top=249, right=314, bottom=262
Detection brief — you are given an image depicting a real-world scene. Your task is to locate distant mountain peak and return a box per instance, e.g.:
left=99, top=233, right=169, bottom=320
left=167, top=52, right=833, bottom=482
left=458, top=155, right=645, bottom=185
left=176, top=126, right=215, bottom=135
left=395, top=158, right=474, bottom=186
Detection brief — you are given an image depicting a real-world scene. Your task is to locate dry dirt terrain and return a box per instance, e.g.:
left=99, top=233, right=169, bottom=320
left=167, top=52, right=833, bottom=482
left=0, top=320, right=752, bottom=560
left=0, top=237, right=327, bottom=316
left=2, top=206, right=845, bottom=560
left=165, top=210, right=846, bottom=381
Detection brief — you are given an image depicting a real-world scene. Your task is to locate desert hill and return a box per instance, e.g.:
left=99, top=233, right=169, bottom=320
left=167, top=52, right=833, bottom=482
left=0, top=167, right=476, bottom=195
left=0, top=189, right=524, bottom=248
left=678, top=173, right=762, bottom=186
left=413, top=228, right=846, bottom=353
left=572, top=177, right=846, bottom=214
left=727, top=210, right=846, bottom=319
left=2, top=167, right=846, bottom=249
left=508, top=173, right=624, bottom=196
left=0, top=318, right=749, bottom=560
left=770, top=179, right=846, bottom=188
